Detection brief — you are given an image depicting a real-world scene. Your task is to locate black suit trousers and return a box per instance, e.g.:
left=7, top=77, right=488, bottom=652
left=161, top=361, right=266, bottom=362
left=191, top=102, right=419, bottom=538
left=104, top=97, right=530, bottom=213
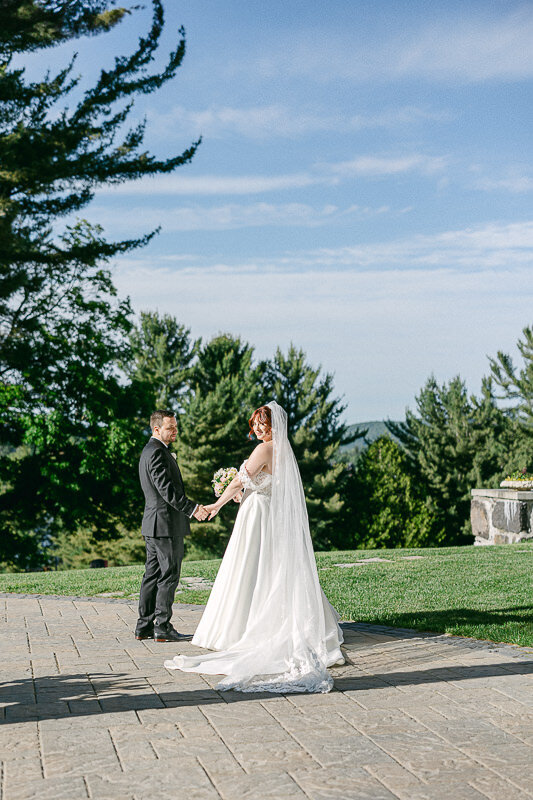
left=137, top=535, right=184, bottom=632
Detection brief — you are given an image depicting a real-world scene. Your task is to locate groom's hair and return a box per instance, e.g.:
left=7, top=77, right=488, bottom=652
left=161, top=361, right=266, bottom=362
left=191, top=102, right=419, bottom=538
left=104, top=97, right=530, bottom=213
left=150, top=409, right=175, bottom=430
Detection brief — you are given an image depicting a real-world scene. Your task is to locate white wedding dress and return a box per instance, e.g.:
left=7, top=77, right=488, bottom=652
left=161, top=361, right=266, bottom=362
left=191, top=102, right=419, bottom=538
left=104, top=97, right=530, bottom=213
left=164, top=401, right=344, bottom=693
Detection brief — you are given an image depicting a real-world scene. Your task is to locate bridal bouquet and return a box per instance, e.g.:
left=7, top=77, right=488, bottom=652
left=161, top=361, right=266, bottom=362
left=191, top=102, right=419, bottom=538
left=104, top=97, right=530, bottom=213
left=212, top=466, right=238, bottom=497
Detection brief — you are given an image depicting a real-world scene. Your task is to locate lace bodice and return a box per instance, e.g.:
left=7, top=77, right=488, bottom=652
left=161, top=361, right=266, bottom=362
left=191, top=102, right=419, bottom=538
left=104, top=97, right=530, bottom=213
left=238, top=460, right=272, bottom=497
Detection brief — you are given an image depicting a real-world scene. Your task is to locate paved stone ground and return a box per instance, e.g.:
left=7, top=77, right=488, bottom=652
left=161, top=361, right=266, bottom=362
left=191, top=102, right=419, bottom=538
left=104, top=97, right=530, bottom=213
left=1, top=596, right=533, bottom=800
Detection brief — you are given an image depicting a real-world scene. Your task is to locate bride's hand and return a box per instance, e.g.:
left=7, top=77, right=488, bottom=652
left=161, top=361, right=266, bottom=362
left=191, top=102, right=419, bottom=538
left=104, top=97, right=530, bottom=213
left=204, top=503, right=220, bottom=520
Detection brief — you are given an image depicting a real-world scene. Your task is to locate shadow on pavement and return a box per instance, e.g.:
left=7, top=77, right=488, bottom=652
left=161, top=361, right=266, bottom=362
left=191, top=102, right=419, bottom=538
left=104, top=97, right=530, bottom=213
left=2, top=657, right=533, bottom=725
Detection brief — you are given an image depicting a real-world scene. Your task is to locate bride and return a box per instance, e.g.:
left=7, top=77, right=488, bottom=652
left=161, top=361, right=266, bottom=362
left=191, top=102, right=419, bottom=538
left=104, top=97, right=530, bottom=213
left=164, top=400, right=344, bottom=693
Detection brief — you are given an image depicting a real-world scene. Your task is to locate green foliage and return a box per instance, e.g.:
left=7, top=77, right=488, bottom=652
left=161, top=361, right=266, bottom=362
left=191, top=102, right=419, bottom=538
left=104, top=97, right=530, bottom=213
left=52, top=525, right=145, bottom=570
left=124, top=311, right=197, bottom=411
left=489, top=325, right=533, bottom=431
left=350, top=436, right=435, bottom=548
left=0, top=0, right=199, bottom=568
left=263, top=345, right=364, bottom=550
left=178, top=334, right=263, bottom=555
left=489, top=324, right=533, bottom=473
left=388, top=375, right=512, bottom=545
left=0, top=0, right=128, bottom=54
left=504, top=468, right=533, bottom=481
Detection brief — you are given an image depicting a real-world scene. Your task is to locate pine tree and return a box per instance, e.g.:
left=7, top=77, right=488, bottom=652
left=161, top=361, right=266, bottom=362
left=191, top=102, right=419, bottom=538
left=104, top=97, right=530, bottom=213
left=0, top=0, right=128, bottom=53
left=388, top=375, right=511, bottom=545
left=351, top=436, right=435, bottom=549
left=489, top=325, right=533, bottom=471
left=124, top=311, right=197, bottom=411
left=177, top=335, right=263, bottom=556
left=1, top=0, right=199, bottom=388
left=263, top=345, right=363, bottom=550
left=0, top=0, right=200, bottom=567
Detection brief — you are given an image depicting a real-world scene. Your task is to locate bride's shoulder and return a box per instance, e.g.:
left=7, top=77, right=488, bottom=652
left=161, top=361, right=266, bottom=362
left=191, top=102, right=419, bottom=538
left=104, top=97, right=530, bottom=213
left=252, top=440, right=273, bottom=457
left=247, top=440, right=272, bottom=466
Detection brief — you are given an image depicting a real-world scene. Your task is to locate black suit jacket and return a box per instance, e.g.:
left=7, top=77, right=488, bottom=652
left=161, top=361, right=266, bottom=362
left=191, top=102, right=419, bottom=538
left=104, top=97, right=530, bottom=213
left=139, top=438, right=196, bottom=539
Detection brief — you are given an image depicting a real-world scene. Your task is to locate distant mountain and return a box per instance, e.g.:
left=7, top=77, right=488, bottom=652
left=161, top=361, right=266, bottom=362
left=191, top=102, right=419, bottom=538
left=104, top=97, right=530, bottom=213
left=337, top=421, right=401, bottom=463
left=342, top=420, right=400, bottom=449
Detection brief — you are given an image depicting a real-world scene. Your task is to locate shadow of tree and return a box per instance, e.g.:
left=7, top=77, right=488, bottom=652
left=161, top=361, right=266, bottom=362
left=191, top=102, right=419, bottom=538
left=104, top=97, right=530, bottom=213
left=351, top=605, right=533, bottom=636
left=2, top=654, right=533, bottom=726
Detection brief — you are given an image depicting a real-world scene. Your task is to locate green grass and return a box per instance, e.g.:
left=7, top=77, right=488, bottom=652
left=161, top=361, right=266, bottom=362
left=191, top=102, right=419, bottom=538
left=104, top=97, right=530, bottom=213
left=1, top=545, right=532, bottom=647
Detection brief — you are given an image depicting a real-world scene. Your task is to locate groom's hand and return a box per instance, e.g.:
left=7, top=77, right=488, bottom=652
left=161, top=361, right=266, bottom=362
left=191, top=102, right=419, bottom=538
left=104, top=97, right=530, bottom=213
left=193, top=504, right=209, bottom=522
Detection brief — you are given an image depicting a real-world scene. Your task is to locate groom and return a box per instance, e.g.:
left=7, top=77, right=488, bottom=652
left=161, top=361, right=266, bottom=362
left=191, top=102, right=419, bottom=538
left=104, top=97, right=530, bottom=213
left=135, top=409, right=208, bottom=643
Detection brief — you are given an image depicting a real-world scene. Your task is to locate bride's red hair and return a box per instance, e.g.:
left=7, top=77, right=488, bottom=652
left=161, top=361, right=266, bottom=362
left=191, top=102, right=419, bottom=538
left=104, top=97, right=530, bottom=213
left=248, top=405, right=272, bottom=439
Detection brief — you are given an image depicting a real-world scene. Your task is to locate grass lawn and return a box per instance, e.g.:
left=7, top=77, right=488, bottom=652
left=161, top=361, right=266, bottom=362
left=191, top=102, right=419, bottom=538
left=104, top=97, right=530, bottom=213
left=1, top=544, right=532, bottom=648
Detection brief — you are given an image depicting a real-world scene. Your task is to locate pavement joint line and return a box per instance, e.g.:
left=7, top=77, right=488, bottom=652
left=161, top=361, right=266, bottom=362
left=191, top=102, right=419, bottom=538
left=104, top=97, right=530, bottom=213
left=82, top=775, right=91, bottom=798
left=36, top=720, right=45, bottom=779
left=197, top=705, right=250, bottom=775
left=400, top=706, right=496, bottom=773
left=362, top=764, right=410, bottom=800
left=196, top=756, right=222, bottom=798
left=259, top=700, right=326, bottom=770
left=285, top=769, right=314, bottom=800
left=108, top=727, right=125, bottom=773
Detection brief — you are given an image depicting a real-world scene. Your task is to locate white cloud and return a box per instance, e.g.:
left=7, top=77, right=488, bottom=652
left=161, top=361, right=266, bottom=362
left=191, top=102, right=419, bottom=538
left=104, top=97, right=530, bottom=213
left=254, top=7, right=533, bottom=84
left=146, top=103, right=450, bottom=140
left=474, top=175, right=533, bottom=193
left=113, top=257, right=533, bottom=420
left=327, top=155, right=447, bottom=178
left=111, top=218, right=533, bottom=417
left=110, top=220, right=533, bottom=274
left=99, top=172, right=323, bottom=196
left=99, top=152, right=446, bottom=197
left=305, top=221, right=533, bottom=271
left=86, top=202, right=397, bottom=233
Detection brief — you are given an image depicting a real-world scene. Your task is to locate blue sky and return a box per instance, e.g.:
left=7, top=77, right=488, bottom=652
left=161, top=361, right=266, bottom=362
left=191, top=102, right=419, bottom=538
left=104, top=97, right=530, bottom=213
left=25, top=0, right=533, bottom=420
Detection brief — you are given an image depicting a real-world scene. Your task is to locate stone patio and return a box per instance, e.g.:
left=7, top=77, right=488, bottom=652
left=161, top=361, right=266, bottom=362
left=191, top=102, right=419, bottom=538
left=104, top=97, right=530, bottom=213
left=1, top=594, right=533, bottom=799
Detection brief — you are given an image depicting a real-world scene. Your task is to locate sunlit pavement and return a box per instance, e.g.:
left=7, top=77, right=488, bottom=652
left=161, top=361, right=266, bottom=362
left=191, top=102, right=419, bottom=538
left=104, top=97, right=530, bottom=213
left=1, top=594, right=533, bottom=800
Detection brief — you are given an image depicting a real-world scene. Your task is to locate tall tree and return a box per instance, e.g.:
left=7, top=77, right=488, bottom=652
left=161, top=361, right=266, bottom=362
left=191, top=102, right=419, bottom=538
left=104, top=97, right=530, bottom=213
left=388, top=376, right=512, bottom=545
left=263, top=345, right=363, bottom=550
left=178, top=334, right=263, bottom=556
left=0, top=0, right=200, bottom=568
left=124, top=311, right=197, bottom=411
left=489, top=325, right=533, bottom=440
left=0, top=0, right=128, bottom=52
left=350, top=436, right=435, bottom=549
left=1, top=0, right=199, bottom=383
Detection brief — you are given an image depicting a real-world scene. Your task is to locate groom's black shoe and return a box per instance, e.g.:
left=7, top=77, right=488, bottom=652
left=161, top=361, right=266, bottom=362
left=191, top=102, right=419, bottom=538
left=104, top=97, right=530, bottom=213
left=135, top=626, right=154, bottom=640
left=154, top=626, right=192, bottom=643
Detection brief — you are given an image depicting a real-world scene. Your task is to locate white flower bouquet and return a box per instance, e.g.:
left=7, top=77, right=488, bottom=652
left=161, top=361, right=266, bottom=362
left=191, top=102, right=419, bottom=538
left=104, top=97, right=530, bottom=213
left=212, top=466, right=238, bottom=497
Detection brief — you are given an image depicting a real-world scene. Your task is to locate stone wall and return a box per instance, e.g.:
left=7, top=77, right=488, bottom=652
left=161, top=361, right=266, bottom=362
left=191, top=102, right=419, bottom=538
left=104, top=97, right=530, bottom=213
left=471, top=489, right=533, bottom=545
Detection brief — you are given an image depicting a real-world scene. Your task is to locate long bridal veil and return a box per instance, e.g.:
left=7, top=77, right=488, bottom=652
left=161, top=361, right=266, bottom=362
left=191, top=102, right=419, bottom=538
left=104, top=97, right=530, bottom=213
left=164, top=400, right=343, bottom=693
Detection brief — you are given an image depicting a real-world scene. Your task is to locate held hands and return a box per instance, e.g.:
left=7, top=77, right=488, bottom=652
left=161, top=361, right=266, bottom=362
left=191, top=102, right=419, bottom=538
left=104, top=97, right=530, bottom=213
left=196, top=490, right=242, bottom=522
left=193, top=504, right=209, bottom=522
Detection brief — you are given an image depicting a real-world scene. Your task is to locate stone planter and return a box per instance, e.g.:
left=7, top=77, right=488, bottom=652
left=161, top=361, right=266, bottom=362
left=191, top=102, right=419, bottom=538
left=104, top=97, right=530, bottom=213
left=471, top=488, right=533, bottom=545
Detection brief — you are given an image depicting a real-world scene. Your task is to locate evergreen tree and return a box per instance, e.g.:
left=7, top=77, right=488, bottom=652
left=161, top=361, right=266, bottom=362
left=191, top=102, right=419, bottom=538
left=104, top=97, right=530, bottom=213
left=0, top=0, right=128, bottom=53
left=489, top=325, right=533, bottom=430
left=263, top=345, right=364, bottom=550
left=177, top=335, right=263, bottom=556
left=124, top=311, right=197, bottom=411
left=1, top=0, right=199, bottom=381
left=351, top=436, right=434, bottom=549
left=0, top=0, right=199, bottom=568
left=388, top=376, right=511, bottom=545
left=489, top=325, right=533, bottom=470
